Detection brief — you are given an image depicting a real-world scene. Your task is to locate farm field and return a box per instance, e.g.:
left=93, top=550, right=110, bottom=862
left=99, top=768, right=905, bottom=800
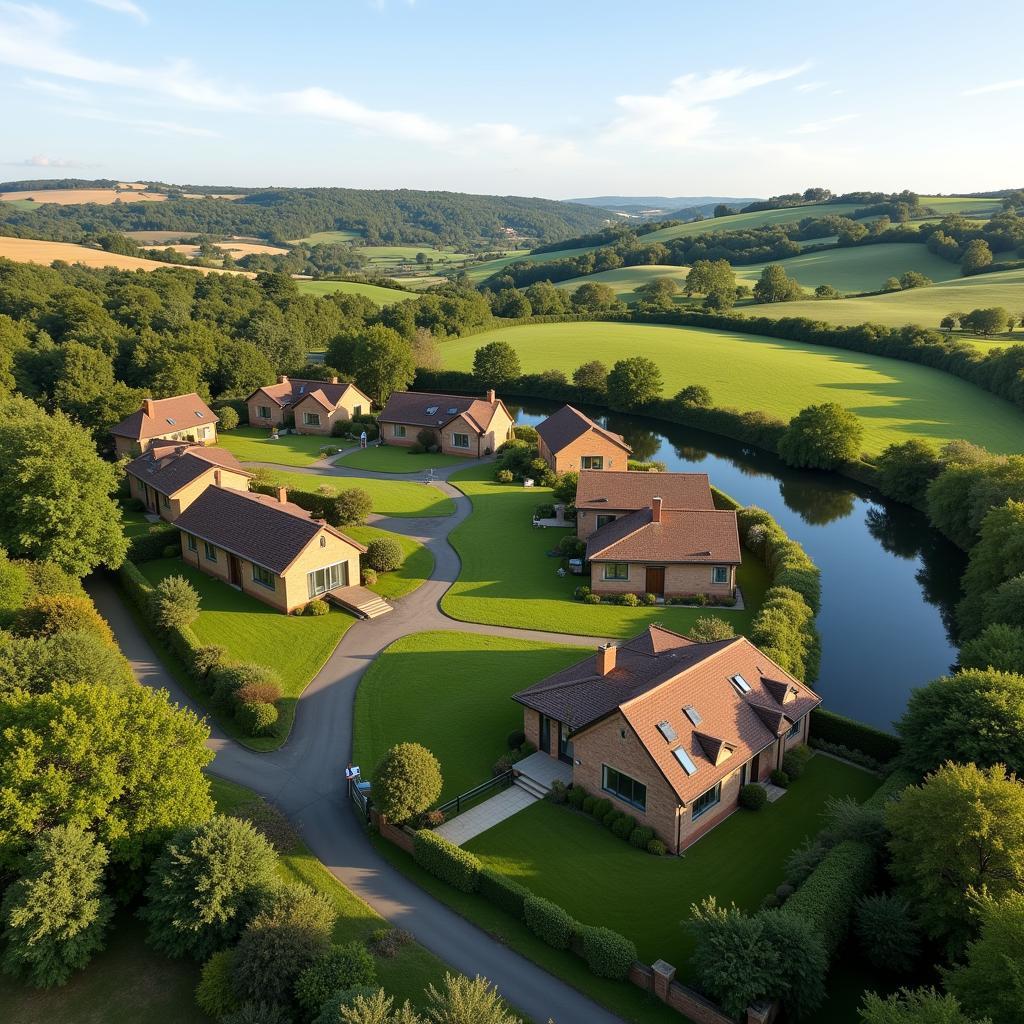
left=290, top=229, right=365, bottom=244
left=293, top=278, right=416, bottom=304
left=640, top=201, right=864, bottom=241
left=0, top=187, right=167, bottom=204
left=149, top=239, right=289, bottom=257
left=744, top=265, right=1024, bottom=337
left=125, top=230, right=197, bottom=243
left=440, top=321, right=1024, bottom=453
left=554, top=263, right=690, bottom=299
left=360, top=245, right=474, bottom=263
left=458, top=245, right=600, bottom=283
left=0, top=236, right=252, bottom=276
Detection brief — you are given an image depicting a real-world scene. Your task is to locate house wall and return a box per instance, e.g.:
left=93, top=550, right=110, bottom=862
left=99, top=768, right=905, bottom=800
left=590, top=562, right=736, bottom=598
left=115, top=423, right=217, bottom=458
left=380, top=420, right=418, bottom=448
left=483, top=405, right=515, bottom=455
left=440, top=413, right=483, bottom=457
left=679, top=758, right=748, bottom=850
left=540, top=428, right=629, bottom=474
left=246, top=395, right=286, bottom=429
left=577, top=508, right=625, bottom=540
left=291, top=396, right=337, bottom=436
left=127, top=467, right=248, bottom=522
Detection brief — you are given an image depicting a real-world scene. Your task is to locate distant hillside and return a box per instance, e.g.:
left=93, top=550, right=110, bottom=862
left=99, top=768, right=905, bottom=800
left=567, top=195, right=761, bottom=220
left=0, top=181, right=611, bottom=250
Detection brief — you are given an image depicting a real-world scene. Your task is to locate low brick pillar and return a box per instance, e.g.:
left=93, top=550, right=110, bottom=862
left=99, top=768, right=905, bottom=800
left=652, top=959, right=677, bottom=1002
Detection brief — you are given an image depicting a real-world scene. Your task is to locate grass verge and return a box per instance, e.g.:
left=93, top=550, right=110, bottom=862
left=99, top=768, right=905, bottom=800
left=217, top=427, right=331, bottom=466
left=344, top=526, right=434, bottom=600
left=335, top=445, right=471, bottom=473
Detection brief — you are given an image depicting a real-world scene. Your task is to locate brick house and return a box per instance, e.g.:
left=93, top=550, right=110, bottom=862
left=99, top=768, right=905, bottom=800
left=124, top=443, right=250, bottom=522
left=245, top=377, right=372, bottom=436
left=174, top=485, right=366, bottom=613
left=535, top=405, right=632, bottom=474
left=378, top=390, right=514, bottom=457
left=111, top=393, right=218, bottom=457
left=514, top=625, right=821, bottom=853
left=575, top=469, right=715, bottom=540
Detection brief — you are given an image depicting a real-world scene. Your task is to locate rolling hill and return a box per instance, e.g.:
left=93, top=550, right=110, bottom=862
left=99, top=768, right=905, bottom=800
left=292, top=279, right=415, bottom=304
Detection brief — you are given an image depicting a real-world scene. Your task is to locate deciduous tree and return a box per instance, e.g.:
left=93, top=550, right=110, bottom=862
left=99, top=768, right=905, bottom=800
left=606, top=357, right=662, bottom=410
left=778, top=403, right=863, bottom=469
left=472, top=341, right=521, bottom=389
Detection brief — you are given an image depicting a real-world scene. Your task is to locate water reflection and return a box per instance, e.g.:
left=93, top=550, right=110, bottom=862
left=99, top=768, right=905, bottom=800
left=509, top=400, right=965, bottom=729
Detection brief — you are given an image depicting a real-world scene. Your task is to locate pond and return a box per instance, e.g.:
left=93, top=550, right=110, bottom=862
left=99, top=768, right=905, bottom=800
left=510, top=400, right=965, bottom=731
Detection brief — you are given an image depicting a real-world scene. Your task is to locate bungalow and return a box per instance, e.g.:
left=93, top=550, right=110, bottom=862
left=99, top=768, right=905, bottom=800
left=514, top=625, right=821, bottom=853
left=245, top=376, right=372, bottom=436
left=124, top=443, right=250, bottom=522
left=174, top=485, right=367, bottom=614
left=535, top=405, right=632, bottom=474
left=111, top=393, right=218, bottom=457
left=586, top=496, right=741, bottom=601
left=575, top=469, right=715, bottom=540
left=378, top=389, right=514, bottom=457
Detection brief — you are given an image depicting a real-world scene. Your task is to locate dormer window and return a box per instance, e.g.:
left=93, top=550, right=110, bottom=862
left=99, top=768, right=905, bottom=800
left=730, top=674, right=751, bottom=694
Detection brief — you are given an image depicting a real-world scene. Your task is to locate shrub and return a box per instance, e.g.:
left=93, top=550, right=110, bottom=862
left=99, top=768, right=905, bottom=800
left=506, top=728, right=526, bottom=749
left=770, top=769, right=790, bottom=788
left=854, top=893, right=920, bottom=973
left=372, top=742, right=442, bottom=823
left=495, top=468, right=514, bottom=483
left=591, top=797, right=612, bottom=820
left=367, top=927, right=413, bottom=959
left=211, top=663, right=283, bottom=713
left=220, top=1003, right=291, bottom=1024
left=775, top=883, right=795, bottom=903
left=548, top=779, right=568, bottom=804
left=630, top=826, right=654, bottom=849
left=582, top=796, right=597, bottom=814
left=413, top=808, right=445, bottom=829
left=195, top=949, right=239, bottom=1018
left=412, top=831, right=480, bottom=893
left=601, top=809, right=620, bottom=829
left=162, top=544, right=179, bottom=558
left=360, top=567, right=378, bottom=586
left=617, top=592, right=641, bottom=607
left=304, top=598, right=329, bottom=616
left=219, top=407, right=240, bottom=430
left=524, top=894, right=576, bottom=949
left=643, top=592, right=658, bottom=606
left=19, top=594, right=114, bottom=646
left=235, top=680, right=282, bottom=706
left=810, top=708, right=900, bottom=764
left=612, top=814, right=636, bottom=839
left=647, top=838, right=667, bottom=856
left=333, top=488, right=373, bottom=526
left=578, top=923, right=638, bottom=980
left=192, top=644, right=226, bottom=679
left=228, top=799, right=299, bottom=855
left=478, top=867, right=529, bottom=921
left=492, top=753, right=513, bottom=775
left=365, top=537, right=404, bottom=573
left=236, top=701, right=278, bottom=737
left=782, top=744, right=813, bottom=780
left=739, top=784, right=768, bottom=810
left=127, top=523, right=179, bottom=563
left=689, top=615, right=736, bottom=642
left=567, top=786, right=587, bottom=809
left=583, top=592, right=601, bottom=604
left=809, top=737, right=885, bottom=773
left=294, top=942, right=377, bottom=1017
left=784, top=838, right=829, bottom=888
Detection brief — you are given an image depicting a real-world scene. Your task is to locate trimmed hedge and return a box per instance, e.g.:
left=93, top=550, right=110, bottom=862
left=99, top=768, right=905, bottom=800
left=782, top=839, right=877, bottom=956
left=524, top=894, right=576, bottom=950
left=577, top=924, right=638, bottom=980
left=127, top=523, right=179, bottom=563
left=412, top=830, right=480, bottom=893
left=629, top=826, right=654, bottom=849
left=739, top=784, right=768, bottom=810
left=810, top=709, right=901, bottom=764
left=478, top=867, right=529, bottom=921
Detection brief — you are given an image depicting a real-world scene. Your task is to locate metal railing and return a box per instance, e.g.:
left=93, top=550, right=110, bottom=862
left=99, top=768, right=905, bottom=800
left=348, top=776, right=370, bottom=821
left=435, top=770, right=513, bottom=819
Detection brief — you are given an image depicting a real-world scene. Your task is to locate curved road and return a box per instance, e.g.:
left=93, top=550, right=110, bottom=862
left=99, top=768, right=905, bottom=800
left=90, top=453, right=622, bottom=1024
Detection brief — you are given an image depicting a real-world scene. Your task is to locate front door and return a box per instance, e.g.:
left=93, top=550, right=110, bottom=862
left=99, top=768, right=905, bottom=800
left=539, top=714, right=551, bottom=756
left=228, top=554, right=242, bottom=588
left=750, top=752, right=761, bottom=782
left=645, top=566, right=666, bottom=596
left=558, top=722, right=574, bottom=765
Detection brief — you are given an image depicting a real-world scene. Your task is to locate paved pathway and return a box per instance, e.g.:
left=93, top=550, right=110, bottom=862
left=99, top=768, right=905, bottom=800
left=90, top=453, right=620, bottom=1024
left=435, top=786, right=537, bottom=846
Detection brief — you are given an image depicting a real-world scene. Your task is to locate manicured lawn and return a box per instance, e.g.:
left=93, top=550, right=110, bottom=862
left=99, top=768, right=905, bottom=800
left=259, top=468, right=455, bottom=518
left=466, top=755, right=879, bottom=978
left=345, top=526, right=434, bottom=600
left=138, top=559, right=355, bottom=747
left=293, top=279, right=415, bottom=305
left=442, top=463, right=768, bottom=638
left=120, top=504, right=156, bottom=539
left=335, top=445, right=470, bottom=473
left=439, top=321, right=1024, bottom=454
left=217, top=427, right=331, bottom=466
left=353, top=632, right=586, bottom=799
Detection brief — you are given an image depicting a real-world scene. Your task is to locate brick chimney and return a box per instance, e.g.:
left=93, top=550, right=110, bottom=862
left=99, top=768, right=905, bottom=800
left=652, top=496, right=663, bottom=523
left=596, top=642, right=617, bottom=676
left=143, top=398, right=156, bottom=418
left=213, top=469, right=222, bottom=487
left=486, top=389, right=496, bottom=403
left=277, top=486, right=288, bottom=503
left=330, top=376, right=339, bottom=384
left=278, top=374, right=289, bottom=385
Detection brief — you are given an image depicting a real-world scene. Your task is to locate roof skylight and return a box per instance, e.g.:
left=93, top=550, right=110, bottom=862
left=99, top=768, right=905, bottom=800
left=166, top=417, right=176, bottom=425
left=656, top=720, right=677, bottom=742
left=673, top=747, right=699, bottom=775
left=426, top=405, right=439, bottom=415
left=683, top=705, right=702, bottom=726
left=730, top=673, right=751, bottom=694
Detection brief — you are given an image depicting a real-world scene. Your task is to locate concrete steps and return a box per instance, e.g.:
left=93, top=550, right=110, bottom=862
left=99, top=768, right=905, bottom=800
left=326, top=585, right=393, bottom=619
left=513, top=774, right=549, bottom=800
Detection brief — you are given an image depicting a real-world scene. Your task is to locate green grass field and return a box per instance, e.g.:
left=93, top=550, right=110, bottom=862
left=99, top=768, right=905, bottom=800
left=258, top=468, right=455, bottom=518
left=291, top=229, right=364, bottom=244
left=344, top=525, right=434, bottom=600
left=335, top=445, right=469, bottom=473
left=467, top=756, right=878, bottom=976
left=293, top=279, right=415, bottom=304
left=442, top=463, right=768, bottom=637
left=353, top=631, right=585, bottom=799
left=639, top=201, right=864, bottom=242
left=0, top=198, right=40, bottom=212
left=742, top=265, right=1024, bottom=339
left=358, top=246, right=473, bottom=263
left=138, top=559, right=354, bottom=747
left=458, top=245, right=603, bottom=284
left=217, top=427, right=329, bottom=466
left=440, top=321, right=1024, bottom=454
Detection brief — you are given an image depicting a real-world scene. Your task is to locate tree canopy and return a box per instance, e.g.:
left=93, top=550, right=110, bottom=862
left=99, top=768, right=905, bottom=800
left=778, top=402, right=864, bottom=469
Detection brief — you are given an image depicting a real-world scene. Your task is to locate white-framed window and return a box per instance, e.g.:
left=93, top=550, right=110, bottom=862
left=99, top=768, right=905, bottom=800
left=303, top=412, right=321, bottom=427
left=602, top=764, right=647, bottom=811
left=692, top=781, right=722, bottom=821
left=602, top=563, right=630, bottom=581
left=451, top=432, right=470, bottom=449
left=581, top=455, right=604, bottom=470
left=787, top=717, right=802, bottom=739
left=596, top=514, right=617, bottom=529
left=393, top=423, right=407, bottom=438
left=203, top=541, right=217, bottom=562
left=257, top=404, right=271, bottom=419
left=186, top=534, right=197, bottom=552
left=252, top=564, right=276, bottom=590
left=307, top=561, right=349, bottom=598
left=712, top=566, right=729, bottom=585
left=198, top=426, right=210, bottom=439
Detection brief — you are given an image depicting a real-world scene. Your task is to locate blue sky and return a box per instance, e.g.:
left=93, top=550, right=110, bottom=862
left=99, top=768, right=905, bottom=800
left=2, top=0, right=1023, bottom=198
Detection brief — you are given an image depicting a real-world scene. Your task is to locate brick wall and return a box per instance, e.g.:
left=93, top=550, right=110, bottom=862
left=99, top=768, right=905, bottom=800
left=542, top=428, right=630, bottom=474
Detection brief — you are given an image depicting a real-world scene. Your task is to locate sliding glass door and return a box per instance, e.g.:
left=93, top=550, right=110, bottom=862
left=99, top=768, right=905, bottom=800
left=307, top=561, right=349, bottom=598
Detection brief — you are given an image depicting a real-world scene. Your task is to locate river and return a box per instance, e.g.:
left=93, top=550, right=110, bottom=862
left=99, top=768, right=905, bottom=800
left=511, top=400, right=965, bottom=731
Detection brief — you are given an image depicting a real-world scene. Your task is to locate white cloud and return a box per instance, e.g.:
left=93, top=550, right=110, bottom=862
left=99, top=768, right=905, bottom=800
left=74, top=107, right=219, bottom=137
left=790, top=113, right=860, bottom=135
left=20, top=75, right=89, bottom=101
left=795, top=80, right=826, bottom=93
left=87, top=0, right=146, bottom=22
left=602, top=64, right=812, bottom=148
left=4, top=153, right=90, bottom=167
left=962, top=78, right=1024, bottom=96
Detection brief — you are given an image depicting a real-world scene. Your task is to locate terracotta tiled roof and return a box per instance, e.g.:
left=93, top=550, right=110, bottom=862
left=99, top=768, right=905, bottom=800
left=124, top=444, right=249, bottom=496
left=174, top=486, right=365, bottom=574
left=111, top=393, right=217, bottom=440
left=514, top=625, right=821, bottom=806
left=535, top=405, right=631, bottom=456
left=378, top=391, right=506, bottom=432
left=585, top=507, right=741, bottom=564
left=576, top=470, right=714, bottom=512
left=247, top=378, right=371, bottom=411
